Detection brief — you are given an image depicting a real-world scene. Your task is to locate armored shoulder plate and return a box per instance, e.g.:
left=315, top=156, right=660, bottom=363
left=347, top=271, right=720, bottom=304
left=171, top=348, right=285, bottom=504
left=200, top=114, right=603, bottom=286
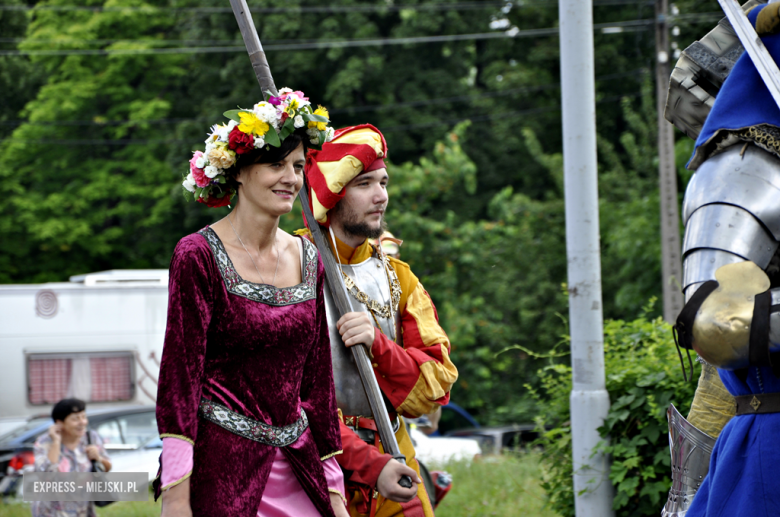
left=665, top=0, right=766, bottom=139
left=683, top=145, right=780, bottom=239
left=681, top=145, right=780, bottom=294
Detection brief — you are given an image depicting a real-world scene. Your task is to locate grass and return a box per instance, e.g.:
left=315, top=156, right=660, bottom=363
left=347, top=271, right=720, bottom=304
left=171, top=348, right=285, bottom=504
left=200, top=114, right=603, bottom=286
left=434, top=452, right=558, bottom=517
left=0, top=497, right=160, bottom=517
left=0, top=453, right=556, bottom=517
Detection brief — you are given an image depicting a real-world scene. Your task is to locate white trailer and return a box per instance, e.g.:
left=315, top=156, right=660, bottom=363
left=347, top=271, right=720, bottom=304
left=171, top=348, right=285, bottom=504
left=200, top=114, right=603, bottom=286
left=0, top=270, right=168, bottom=433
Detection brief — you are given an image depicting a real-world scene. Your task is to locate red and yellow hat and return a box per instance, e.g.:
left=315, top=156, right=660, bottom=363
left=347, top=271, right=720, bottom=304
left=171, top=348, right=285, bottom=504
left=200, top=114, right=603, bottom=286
left=304, top=124, right=387, bottom=226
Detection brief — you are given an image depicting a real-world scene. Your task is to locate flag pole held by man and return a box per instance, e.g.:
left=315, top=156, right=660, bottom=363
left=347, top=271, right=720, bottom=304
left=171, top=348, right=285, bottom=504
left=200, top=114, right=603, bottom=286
left=302, top=124, right=459, bottom=517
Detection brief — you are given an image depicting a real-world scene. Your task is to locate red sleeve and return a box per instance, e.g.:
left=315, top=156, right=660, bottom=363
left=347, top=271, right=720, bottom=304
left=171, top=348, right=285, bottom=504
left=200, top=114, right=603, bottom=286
left=156, top=234, right=214, bottom=444
left=370, top=283, right=458, bottom=418
left=335, top=420, right=392, bottom=487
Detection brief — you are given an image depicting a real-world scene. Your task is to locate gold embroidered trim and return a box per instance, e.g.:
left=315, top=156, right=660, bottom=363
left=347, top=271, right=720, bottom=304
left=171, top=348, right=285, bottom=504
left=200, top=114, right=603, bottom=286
left=342, top=254, right=401, bottom=319
left=328, top=488, right=347, bottom=504
left=162, top=470, right=192, bottom=491
left=321, top=450, right=343, bottom=461
left=732, top=124, right=780, bottom=156
left=160, top=434, right=195, bottom=446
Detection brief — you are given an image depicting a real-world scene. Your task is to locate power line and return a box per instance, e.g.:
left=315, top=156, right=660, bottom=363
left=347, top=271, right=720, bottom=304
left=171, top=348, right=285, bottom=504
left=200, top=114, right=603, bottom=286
left=0, top=30, right=546, bottom=57
left=0, top=11, right=724, bottom=57
left=1, top=89, right=649, bottom=145
left=0, top=2, right=507, bottom=13
left=382, top=90, right=646, bottom=132
left=0, top=69, right=649, bottom=128
left=0, top=0, right=657, bottom=14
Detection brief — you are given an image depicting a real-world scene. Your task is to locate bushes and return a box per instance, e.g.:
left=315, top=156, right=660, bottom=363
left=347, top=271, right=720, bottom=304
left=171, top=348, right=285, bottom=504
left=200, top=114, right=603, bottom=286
left=530, top=301, right=700, bottom=516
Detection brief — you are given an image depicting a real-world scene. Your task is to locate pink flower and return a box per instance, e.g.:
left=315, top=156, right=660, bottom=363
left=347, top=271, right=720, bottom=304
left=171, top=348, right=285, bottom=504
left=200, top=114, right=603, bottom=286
left=291, top=91, right=308, bottom=102
left=189, top=151, right=210, bottom=188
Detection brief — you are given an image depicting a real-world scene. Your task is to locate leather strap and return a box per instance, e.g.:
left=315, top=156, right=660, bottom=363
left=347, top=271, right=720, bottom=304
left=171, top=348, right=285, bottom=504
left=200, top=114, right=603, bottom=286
left=749, top=291, right=779, bottom=376
left=734, top=393, right=780, bottom=415
left=674, top=280, right=719, bottom=350
left=343, top=414, right=399, bottom=433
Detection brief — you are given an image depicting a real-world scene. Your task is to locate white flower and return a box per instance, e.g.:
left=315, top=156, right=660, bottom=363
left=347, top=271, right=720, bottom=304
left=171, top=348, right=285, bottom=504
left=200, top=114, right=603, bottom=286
left=278, top=87, right=293, bottom=95
left=291, top=93, right=310, bottom=109
left=253, top=136, right=265, bottom=149
left=205, top=141, right=216, bottom=154
left=294, top=115, right=304, bottom=129
left=204, top=165, right=219, bottom=179
left=183, top=173, right=197, bottom=193
left=195, top=156, right=207, bottom=169
left=227, top=120, right=238, bottom=131
left=253, top=102, right=281, bottom=129
left=324, top=126, right=335, bottom=142
left=309, top=135, right=320, bottom=145
left=307, top=127, right=319, bottom=139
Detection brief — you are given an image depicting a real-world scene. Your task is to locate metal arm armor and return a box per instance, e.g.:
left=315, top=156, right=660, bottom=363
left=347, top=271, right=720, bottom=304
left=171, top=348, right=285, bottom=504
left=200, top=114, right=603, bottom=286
left=680, top=144, right=780, bottom=367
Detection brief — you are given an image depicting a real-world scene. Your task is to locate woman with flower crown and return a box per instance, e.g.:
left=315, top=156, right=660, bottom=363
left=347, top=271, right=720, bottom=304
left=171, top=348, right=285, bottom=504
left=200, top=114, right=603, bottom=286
left=153, top=89, right=348, bottom=517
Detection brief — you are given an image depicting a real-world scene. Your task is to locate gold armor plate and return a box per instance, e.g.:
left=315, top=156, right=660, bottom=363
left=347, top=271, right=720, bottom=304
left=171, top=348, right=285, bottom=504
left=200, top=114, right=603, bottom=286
left=692, top=261, right=771, bottom=368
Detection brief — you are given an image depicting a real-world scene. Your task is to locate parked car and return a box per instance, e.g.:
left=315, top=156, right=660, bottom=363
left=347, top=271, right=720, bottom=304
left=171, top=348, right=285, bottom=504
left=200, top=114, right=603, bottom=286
left=446, top=424, right=541, bottom=455
left=0, top=406, right=160, bottom=497
left=408, top=425, right=481, bottom=465
left=434, top=402, right=541, bottom=455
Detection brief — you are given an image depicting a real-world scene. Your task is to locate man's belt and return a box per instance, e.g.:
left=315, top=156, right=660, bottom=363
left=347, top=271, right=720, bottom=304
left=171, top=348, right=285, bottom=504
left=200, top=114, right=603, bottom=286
left=735, top=393, right=780, bottom=415
left=343, top=414, right=400, bottom=433
left=198, top=397, right=308, bottom=447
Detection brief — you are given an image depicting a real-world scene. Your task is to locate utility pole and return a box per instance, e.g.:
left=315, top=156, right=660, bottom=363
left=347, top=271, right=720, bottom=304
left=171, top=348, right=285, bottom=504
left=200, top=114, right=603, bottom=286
left=559, top=0, right=614, bottom=513
left=656, top=0, right=684, bottom=322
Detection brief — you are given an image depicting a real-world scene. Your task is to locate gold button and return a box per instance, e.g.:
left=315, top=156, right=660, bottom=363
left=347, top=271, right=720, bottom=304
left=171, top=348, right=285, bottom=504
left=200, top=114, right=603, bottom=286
left=372, top=363, right=378, bottom=368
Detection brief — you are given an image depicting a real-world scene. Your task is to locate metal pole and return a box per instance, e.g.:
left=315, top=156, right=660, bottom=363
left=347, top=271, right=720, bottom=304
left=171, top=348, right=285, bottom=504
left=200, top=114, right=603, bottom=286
left=559, top=0, right=614, bottom=513
left=655, top=0, right=684, bottom=323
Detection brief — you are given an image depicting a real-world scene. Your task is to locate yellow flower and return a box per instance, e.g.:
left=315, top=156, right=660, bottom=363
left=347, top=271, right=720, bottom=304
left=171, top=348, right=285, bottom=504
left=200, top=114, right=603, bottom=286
left=284, top=97, right=301, bottom=116
left=238, top=112, right=269, bottom=136
left=308, top=106, right=329, bottom=131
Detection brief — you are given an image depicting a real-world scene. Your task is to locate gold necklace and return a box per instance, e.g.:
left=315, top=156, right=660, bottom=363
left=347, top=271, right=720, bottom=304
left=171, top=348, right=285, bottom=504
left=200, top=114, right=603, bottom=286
left=341, top=253, right=401, bottom=319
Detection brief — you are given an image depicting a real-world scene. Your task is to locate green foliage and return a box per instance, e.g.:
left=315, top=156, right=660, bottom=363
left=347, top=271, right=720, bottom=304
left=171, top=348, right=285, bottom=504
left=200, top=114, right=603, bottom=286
left=529, top=303, right=700, bottom=517
left=0, top=0, right=713, bottom=428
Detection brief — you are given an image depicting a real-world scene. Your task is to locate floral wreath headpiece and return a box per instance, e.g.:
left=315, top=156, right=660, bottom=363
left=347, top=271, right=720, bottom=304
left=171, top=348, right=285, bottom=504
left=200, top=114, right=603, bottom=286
left=183, top=87, right=335, bottom=208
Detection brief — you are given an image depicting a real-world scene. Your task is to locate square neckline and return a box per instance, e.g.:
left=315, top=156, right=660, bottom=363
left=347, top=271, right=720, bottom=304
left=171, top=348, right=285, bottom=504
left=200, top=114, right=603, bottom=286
left=198, top=226, right=318, bottom=306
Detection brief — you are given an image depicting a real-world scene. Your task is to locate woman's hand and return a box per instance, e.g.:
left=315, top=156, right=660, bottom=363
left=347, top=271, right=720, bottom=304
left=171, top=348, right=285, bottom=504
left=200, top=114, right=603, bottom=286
left=161, top=478, right=193, bottom=517
left=336, top=312, right=375, bottom=352
left=47, top=424, right=62, bottom=443
left=329, top=492, right=349, bottom=517
left=85, top=445, right=100, bottom=461
left=46, top=424, right=62, bottom=465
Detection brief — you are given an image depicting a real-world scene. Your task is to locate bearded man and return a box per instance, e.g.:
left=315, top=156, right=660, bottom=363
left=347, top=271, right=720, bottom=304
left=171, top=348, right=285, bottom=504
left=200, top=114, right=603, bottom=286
left=303, top=124, right=458, bottom=517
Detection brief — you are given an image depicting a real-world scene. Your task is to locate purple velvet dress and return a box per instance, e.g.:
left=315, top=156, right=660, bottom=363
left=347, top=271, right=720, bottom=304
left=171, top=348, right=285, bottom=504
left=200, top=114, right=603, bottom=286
left=156, top=227, right=342, bottom=516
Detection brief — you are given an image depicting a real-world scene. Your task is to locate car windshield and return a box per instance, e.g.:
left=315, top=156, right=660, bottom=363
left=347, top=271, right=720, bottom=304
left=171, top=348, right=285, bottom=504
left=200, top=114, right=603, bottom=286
left=0, top=417, right=51, bottom=446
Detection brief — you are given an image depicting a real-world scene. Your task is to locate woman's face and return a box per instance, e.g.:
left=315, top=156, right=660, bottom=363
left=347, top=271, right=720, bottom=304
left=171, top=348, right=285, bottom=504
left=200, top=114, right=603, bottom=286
left=59, top=410, right=88, bottom=440
left=235, top=143, right=305, bottom=217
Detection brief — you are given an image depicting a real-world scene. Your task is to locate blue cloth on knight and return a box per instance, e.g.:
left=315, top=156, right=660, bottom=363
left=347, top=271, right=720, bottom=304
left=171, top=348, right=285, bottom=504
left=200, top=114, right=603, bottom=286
left=686, top=365, right=780, bottom=516
left=688, top=4, right=780, bottom=169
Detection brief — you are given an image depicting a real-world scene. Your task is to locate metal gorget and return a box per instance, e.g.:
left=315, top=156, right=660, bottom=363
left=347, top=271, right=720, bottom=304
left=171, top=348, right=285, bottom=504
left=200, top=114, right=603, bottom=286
left=325, top=252, right=403, bottom=417
left=661, top=403, right=716, bottom=517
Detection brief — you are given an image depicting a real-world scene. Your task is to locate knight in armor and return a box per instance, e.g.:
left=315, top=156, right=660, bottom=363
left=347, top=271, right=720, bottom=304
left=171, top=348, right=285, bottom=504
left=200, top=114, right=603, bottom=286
left=303, top=124, right=459, bottom=517
left=662, top=3, right=780, bottom=516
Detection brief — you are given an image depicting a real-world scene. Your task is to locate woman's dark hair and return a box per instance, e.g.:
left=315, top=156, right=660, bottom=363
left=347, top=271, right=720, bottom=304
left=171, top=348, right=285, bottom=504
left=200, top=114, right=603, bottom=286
left=225, top=131, right=307, bottom=194
left=52, top=398, right=86, bottom=422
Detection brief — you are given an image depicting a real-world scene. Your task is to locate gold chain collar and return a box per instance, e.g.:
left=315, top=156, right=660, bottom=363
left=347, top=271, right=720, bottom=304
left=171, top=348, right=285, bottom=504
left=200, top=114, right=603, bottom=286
left=341, top=252, right=401, bottom=319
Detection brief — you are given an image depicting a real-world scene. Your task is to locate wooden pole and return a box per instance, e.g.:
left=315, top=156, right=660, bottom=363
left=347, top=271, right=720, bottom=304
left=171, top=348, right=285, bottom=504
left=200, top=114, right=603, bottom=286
left=656, top=0, right=684, bottom=323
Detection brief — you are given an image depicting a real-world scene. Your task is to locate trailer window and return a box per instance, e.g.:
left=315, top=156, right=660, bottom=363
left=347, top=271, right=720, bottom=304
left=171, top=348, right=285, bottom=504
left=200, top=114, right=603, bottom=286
left=27, top=353, right=135, bottom=405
